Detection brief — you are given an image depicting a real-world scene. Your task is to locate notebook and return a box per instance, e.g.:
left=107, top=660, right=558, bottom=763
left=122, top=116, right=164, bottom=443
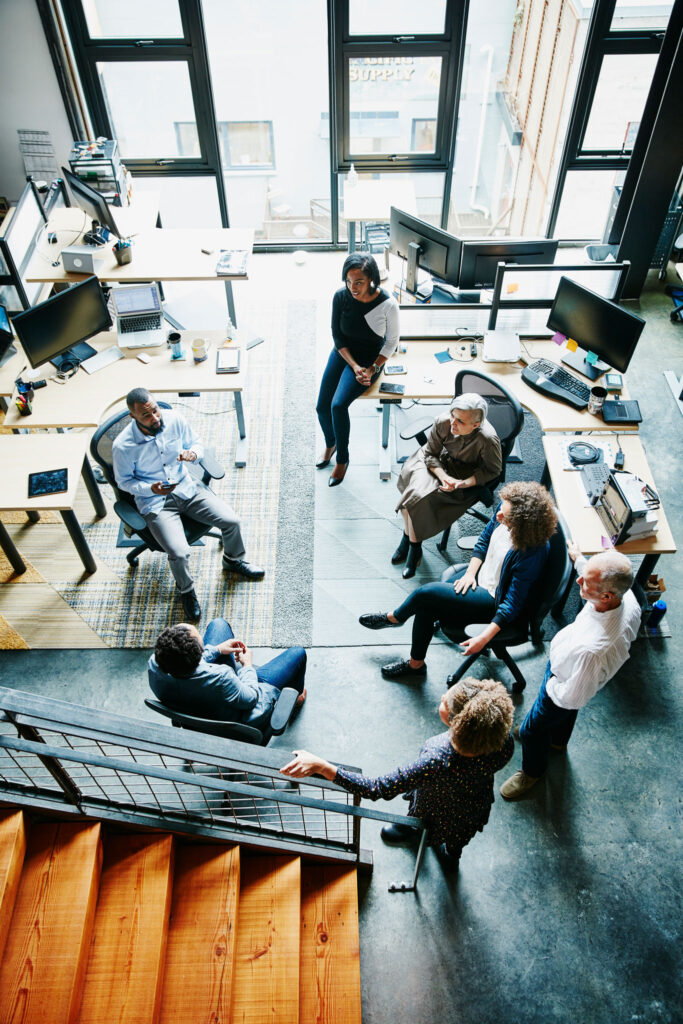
left=111, top=284, right=166, bottom=349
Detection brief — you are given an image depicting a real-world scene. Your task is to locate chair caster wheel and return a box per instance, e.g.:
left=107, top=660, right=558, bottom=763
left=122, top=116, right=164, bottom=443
left=127, top=556, right=139, bottom=568
left=511, top=681, right=526, bottom=694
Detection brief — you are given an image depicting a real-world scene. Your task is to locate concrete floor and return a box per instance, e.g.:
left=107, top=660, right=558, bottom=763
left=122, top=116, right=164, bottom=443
left=0, top=255, right=681, bottom=1023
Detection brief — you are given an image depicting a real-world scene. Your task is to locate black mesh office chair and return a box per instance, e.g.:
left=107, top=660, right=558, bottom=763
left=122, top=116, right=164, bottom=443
left=400, top=369, right=525, bottom=557
left=438, top=515, right=572, bottom=692
left=90, top=401, right=225, bottom=569
left=145, top=687, right=300, bottom=747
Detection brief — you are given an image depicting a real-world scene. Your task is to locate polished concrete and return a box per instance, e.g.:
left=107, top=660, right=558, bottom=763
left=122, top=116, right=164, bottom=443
left=0, top=255, right=681, bottom=1023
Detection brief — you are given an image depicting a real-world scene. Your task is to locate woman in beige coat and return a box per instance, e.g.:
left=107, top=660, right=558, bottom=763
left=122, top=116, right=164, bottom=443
left=393, top=394, right=502, bottom=577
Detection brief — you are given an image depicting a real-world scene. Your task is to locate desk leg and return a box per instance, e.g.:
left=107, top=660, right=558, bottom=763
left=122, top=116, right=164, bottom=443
left=224, top=280, right=237, bottom=326
left=60, top=511, right=97, bottom=574
left=540, top=459, right=551, bottom=490
left=81, top=457, right=107, bottom=518
left=0, top=521, right=26, bottom=575
left=348, top=222, right=356, bottom=254
left=635, top=553, right=659, bottom=589
left=378, top=401, right=393, bottom=481
left=234, top=391, right=248, bottom=468
left=26, top=510, right=41, bottom=523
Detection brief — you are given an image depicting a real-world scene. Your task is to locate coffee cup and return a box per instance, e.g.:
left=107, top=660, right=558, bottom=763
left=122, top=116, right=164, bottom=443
left=588, top=385, right=607, bottom=415
left=192, top=337, right=209, bottom=363
left=168, top=331, right=184, bottom=359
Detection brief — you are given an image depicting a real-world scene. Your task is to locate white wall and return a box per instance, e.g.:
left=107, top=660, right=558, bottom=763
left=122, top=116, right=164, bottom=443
left=0, top=0, right=74, bottom=203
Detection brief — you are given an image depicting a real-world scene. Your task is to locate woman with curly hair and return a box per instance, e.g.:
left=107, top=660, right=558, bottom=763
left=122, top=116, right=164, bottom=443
left=280, top=677, right=514, bottom=872
left=359, top=481, right=557, bottom=679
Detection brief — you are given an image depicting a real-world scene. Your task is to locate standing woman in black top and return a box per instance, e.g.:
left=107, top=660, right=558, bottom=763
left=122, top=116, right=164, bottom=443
left=316, top=253, right=400, bottom=486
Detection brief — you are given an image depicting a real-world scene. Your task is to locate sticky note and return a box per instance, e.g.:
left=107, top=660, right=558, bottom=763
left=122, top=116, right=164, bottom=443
left=601, top=535, right=614, bottom=549
left=434, top=349, right=453, bottom=364
left=566, top=338, right=578, bottom=353
left=551, top=331, right=566, bottom=346
left=585, top=350, right=598, bottom=365
left=506, top=282, right=519, bottom=294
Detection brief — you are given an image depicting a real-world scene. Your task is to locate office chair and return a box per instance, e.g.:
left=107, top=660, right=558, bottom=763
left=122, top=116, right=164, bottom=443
left=400, top=369, right=525, bottom=557
left=437, top=515, right=572, bottom=692
left=145, top=686, right=300, bottom=747
left=89, top=402, right=225, bottom=569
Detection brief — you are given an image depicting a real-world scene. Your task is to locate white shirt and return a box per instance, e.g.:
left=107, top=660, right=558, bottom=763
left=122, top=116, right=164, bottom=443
left=477, top=524, right=513, bottom=598
left=546, top=580, right=641, bottom=710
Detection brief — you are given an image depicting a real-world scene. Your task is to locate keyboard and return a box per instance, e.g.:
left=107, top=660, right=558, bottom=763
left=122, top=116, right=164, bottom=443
left=580, top=461, right=611, bottom=504
left=120, top=314, right=162, bottom=333
left=521, top=358, right=591, bottom=409
left=81, top=346, right=125, bottom=375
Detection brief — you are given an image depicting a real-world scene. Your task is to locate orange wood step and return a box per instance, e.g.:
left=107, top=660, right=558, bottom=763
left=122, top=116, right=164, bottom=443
left=0, top=821, right=102, bottom=1024
left=299, top=865, right=362, bottom=1024
left=159, top=843, right=240, bottom=1024
left=76, top=833, right=174, bottom=1024
left=0, top=810, right=27, bottom=963
left=230, top=855, right=301, bottom=1024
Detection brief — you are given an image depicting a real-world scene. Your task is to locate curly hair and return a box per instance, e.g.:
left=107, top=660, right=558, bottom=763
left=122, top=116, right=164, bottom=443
left=443, top=677, right=513, bottom=756
left=154, top=624, right=203, bottom=678
left=498, top=480, right=557, bottom=550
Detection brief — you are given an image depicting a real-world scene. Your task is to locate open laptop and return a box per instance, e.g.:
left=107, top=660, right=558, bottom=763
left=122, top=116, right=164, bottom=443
left=111, top=284, right=166, bottom=349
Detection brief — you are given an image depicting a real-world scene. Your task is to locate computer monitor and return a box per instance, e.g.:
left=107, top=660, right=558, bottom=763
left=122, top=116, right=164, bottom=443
left=0, top=303, right=16, bottom=365
left=458, top=238, right=559, bottom=289
left=60, top=166, right=122, bottom=244
left=12, top=276, right=112, bottom=371
left=389, top=207, right=462, bottom=297
left=547, top=276, right=645, bottom=380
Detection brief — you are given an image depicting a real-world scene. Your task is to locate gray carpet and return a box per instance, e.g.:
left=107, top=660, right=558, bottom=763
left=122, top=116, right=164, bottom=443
left=271, top=300, right=317, bottom=646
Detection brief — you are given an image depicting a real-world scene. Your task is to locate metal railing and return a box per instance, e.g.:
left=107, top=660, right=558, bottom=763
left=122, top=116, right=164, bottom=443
left=0, top=687, right=427, bottom=888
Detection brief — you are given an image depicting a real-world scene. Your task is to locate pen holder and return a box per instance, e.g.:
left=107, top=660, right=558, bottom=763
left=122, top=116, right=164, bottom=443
left=114, top=244, right=132, bottom=266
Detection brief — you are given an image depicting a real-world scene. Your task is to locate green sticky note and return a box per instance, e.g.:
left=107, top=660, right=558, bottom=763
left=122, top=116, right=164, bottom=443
left=586, top=351, right=599, bottom=365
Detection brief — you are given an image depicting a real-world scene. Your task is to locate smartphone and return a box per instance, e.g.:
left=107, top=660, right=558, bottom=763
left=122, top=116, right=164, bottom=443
left=379, top=382, right=405, bottom=395
left=384, top=364, right=406, bottom=375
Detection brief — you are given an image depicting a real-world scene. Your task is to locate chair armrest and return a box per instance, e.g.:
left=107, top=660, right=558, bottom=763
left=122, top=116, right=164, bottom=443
left=399, top=417, right=434, bottom=444
left=113, top=501, right=146, bottom=532
left=269, top=688, right=299, bottom=734
left=198, top=453, right=225, bottom=481
left=440, top=562, right=469, bottom=584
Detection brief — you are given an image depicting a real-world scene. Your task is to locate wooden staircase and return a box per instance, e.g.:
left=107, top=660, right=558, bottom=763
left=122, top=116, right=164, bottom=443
left=0, top=808, right=362, bottom=1024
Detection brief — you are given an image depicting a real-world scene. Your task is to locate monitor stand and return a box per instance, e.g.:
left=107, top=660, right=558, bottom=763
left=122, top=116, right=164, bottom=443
left=82, top=219, right=109, bottom=246
left=51, top=340, right=97, bottom=371
left=561, top=347, right=610, bottom=381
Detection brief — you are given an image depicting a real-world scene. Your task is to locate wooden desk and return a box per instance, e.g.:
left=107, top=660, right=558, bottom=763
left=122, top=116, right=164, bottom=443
left=542, top=433, right=676, bottom=586
left=0, top=432, right=105, bottom=575
left=363, top=339, right=637, bottom=479
left=0, top=330, right=249, bottom=467
left=342, top=180, right=416, bottom=252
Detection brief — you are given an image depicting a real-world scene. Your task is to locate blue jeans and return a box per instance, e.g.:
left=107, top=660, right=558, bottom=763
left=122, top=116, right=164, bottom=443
left=519, top=661, right=578, bottom=777
left=316, top=348, right=380, bottom=464
left=393, top=568, right=497, bottom=661
left=203, top=619, right=306, bottom=695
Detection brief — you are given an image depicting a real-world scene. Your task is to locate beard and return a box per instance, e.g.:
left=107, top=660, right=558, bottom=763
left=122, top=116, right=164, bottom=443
left=141, top=417, right=164, bottom=436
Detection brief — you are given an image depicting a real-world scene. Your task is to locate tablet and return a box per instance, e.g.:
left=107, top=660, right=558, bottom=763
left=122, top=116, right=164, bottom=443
left=28, top=468, right=68, bottom=498
left=216, top=348, right=241, bottom=373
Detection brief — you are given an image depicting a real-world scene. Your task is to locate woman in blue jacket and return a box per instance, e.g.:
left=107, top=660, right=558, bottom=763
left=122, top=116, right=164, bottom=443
left=359, top=481, right=557, bottom=679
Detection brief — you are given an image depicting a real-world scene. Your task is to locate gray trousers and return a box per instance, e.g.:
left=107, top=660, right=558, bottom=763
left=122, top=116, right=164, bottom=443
left=144, top=483, right=246, bottom=593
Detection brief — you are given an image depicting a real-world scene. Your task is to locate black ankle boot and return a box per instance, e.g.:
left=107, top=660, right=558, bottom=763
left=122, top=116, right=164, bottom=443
left=402, top=542, right=422, bottom=579
left=391, top=532, right=410, bottom=564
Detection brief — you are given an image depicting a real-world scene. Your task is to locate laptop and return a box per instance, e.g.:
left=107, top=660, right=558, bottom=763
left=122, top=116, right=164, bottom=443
left=111, top=284, right=166, bottom=349
left=482, top=330, right=520, bottom=362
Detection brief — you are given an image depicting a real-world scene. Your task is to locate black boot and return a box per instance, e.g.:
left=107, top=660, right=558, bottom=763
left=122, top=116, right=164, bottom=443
left=402, top=541, right=422, bottom=579
left=391, top=532, right=410, bottom=564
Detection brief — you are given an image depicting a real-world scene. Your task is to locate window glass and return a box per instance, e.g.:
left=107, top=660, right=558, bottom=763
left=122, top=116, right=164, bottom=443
left=610, top=0, right=673, bottom=30
left=349, top=0, right=446, bottom=36
left=553, top=170, right=624, bottom=240
left=97, top=62, right=198, bottom=160
left=202, top=1, right=331, bottom=242
left=131, top=175, right=221, bottom=228
left=338, top=170, right=444, bottom=244
left=348, top=57, right=442, bottom=155
left=82, top=0, right=183, bottom=38
left=582, top=54, right=658, bottom=152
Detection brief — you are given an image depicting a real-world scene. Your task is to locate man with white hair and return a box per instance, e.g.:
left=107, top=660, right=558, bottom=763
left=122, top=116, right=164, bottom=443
left=500, top=545, right=640, bottom=799
left=393, top=393, right=503, bottom=578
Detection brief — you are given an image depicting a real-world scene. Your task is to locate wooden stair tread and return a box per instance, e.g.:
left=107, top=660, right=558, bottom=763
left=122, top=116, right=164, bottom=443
left=230, top=856, right=301, bottom=1024
left=0, top=822, right=102, bottom=1024
left=76, top=834, right=174, bottom=1024
left=300, top=865, right=362, bottom=1024
left=159, top=843, right=240, bottom=1024
left=0, top=810, right=27, bottom=962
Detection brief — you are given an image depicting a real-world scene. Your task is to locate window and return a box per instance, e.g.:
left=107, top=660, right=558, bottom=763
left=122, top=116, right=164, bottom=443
left=220, top=122, right=274, bottom=170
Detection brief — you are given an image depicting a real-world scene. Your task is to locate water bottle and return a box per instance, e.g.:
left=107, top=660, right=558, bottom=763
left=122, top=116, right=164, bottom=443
left=347, top=163, right=358, bottom=188
left=647, top=600, right=667, bottom=629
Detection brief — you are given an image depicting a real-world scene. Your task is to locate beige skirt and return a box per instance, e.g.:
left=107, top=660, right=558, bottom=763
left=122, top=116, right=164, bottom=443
left=396, top=450, right=480, bottom=542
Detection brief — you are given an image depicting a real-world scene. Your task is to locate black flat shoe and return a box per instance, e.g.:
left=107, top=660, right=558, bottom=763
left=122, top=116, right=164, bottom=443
left=316, top=445, right=336, bottom=469
left=391, top=533, right=410, bottom=564
left=359, top=612, right=401, bottom=630
left=328, top=462, right=348, bottom=487
left=381, top=822, right=421, bottom=845
left=402, top=542, right=422, bottom=579
left=180, top=587, right=201, bottom=621
left=381, top=659, right=427, bottom=680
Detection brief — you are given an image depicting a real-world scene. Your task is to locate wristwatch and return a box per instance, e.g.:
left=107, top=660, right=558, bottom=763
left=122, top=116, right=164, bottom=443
left=371, top=363, right=381, bottom=375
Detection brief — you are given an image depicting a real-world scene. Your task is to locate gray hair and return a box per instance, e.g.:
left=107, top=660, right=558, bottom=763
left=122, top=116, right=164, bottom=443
left=126, top=387, right=152, bottom=410
left=591, top=551, right=634, bottom=599
left=450, top=393, right=488, bottom=425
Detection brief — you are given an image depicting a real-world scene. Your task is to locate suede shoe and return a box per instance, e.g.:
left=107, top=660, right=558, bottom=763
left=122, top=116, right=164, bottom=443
left=223, top=557, right=265, bottom=580
left=180, top=588, right=201, bottom=621
left=381, top=822, right=421, bottom=845
left=381, top=659, right=427, bottom=680
left=359, top=612, right=401, bottom=630
left=391, top=533, right=410, bottom=564
left=500, top=770, right=540, bottom=800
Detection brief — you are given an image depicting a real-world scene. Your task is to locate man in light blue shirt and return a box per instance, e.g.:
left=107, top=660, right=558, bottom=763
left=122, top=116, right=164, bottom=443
left=112, top=387, right=263, bottom=620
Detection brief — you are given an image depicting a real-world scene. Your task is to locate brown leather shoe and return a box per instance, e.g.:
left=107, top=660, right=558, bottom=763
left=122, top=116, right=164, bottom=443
left=294, top=688, right=307, bottom=709
left=328, top=462, right=349, bottom=487
left=316, top=445, right=336, bottom=468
